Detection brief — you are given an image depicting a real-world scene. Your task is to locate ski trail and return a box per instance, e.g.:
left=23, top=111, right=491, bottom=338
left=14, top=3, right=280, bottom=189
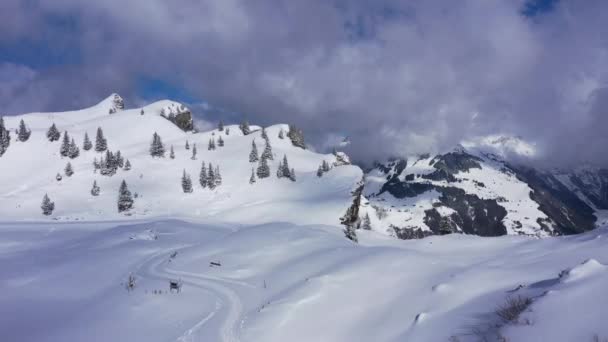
left=139, top=248, right=245, bottom=342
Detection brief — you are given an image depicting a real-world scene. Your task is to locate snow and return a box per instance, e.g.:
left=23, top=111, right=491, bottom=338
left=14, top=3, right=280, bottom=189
left=2, top=220, right=607, bottom=341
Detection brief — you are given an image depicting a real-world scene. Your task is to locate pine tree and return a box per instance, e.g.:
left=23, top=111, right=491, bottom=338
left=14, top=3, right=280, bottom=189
left=149, top=132, right=165, bottom=157
left=191, top=143, right=197, bottom=160
left=249, top=140, right=259, bottom=162
left=261, top=127, right=268, bottom=141
left=218, top=135, right=224, bottom=147
left=56, top=173, right=62, bottom=181
left=47, top=123, right=61, bottom=142
left=60, top=131, right=70, bottom=157
left=225, top=127, right=230, bottom=135
left=170, top=145, right=175, bottom=159
left=181, top=169, right=193, bottom=193
left=262, top=139, right=273, bottom=160
left=289, top=168, right=296, bottom=182
left=278, top=128, right=285, bottom=139
left=118, top=180, right=134, bottom=212
left=17, top=119, right=31, bottom=142
left=65, top=162, right=74, bottom=177
left=68, top=138, right=80, bottom=159
left=115, top=150, right=124, bottom=168
left=95, top=127, right=107, bottom=152
left=124, top=159, right=131, bottom=171
left=208, top=138, right=216, bottom=151
left=41, top=194, right=55, bottom=216
left=249, top=168, right=256, bottom=184
left=199, top=162, right=208, bottom=188
left=361, top=213, right=372, bottom=230
left=83, top=132, right=92, bottom=150
left=207, top=163, right=216, bottom=189
left=239, top=121, right=251, bottom=135
left=91, top=180, right=100, bottom=196
left=93, top=157, right=100, bottom=172
left=185, top=140, right=190, bottom=150
left=140, top=109, right=144, bottom=115
left=317, top=164, right=324, bottom=177
left=276, top=160, right=283, bottom=178
left=214, top=166, right=222, bottom=187
left=256, top=156, right=270, bottom=179
left=322, top=160, right=331, bottom=172
left=281, top=155, right=291, bottom=178
left=0, top=116, right=10, bottom=157
left=218, top=120, right=224, bottom=131
left=287, top=124, right=305, bottom=149
left=100, top=150, right=117, bottom=176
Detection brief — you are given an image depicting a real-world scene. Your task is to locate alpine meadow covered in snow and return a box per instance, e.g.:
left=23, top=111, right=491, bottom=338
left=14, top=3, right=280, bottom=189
left=3, top=1, right=608, bottom=342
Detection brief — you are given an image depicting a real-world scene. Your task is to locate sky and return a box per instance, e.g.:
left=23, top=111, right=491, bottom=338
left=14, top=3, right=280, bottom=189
left=0, top=0, right=607, bottom=167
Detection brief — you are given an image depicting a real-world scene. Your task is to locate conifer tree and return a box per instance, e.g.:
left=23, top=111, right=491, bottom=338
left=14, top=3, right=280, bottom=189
left=170, top=145, right=175, bottom=159
left=17, top=119, right=31, bottom=142
left=118, top=180, right=134, bottom=212
left=281, top=155, right=291, bottom=178
left=149, top=132, right=165, bottom=157
left=140, top=109, right=144, bottom=115
left=322, top=160, right=331, bottom=172
left=181, top=169, right=193, bottom=193
left=278, top=128, right=285, bottom=139
left=115, top=150, right=124, bottom=168
left=289, top=168, right=296, bottom=182
left=41, top=194, right=55, bottom=216
left=191, top=143, right=197, bottom=160
left=91, top=180, right=100, bottom=196
left=218, top=135, right=224, bottom=147
left=56, top=173, right=62, bottom=181
left=249, top=140, right=259, bottom=162
left=262, top=139, right=273, bottom=160
left=208, top=138, right=216, bottom=150
left=276, top=160, right=283, bottom=178
left=261, top=127, right=268, bottom=141
left=225, top=127, right=230, bottom=135
left=239, top=121, right=251, bottom=135
left=124, top=159, right=131, bottom=171
left=65, top=162, right=74, bottom=177
left=287, top=124, right=305, bottom=149
left=249, top=168, right=256, bottom=184
left=47, top=123, right=61, bottom=142
left=218, top=120, right=224, bottom=131
left=68, top=138, right=80, bottom=159
left=361, top=213, right=372, bottom=230
left=199, top=162, right=208, bottom=188
left=0, top=116, right=10, bottom=157
left=185, top=140, right=190, bottom=150
left=317, top=164, right=324, bottom=177
left=95, top=127, right=107, bottom=152
left=60, top=131, right=70, bottom=157
left=83, top=132, right=92, bottom=150
left=214, top=165, right=222, bottom=187
left=207, top=163, right=216, bottom=189
left=93, top=157, right=100, bottom=172
left=256, top=155, right=270, bottom=179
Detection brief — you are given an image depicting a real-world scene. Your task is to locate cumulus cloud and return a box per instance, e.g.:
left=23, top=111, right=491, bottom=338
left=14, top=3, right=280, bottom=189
left=1, top=0, right=607, bottom=167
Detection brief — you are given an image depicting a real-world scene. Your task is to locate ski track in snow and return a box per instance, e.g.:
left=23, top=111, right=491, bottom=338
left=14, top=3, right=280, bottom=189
left=138, top=245, right=245, bottom=342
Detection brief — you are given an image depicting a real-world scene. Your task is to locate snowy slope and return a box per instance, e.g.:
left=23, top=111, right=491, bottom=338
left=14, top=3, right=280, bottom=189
left=2, top=219, right=607, bottom=342
left=0, top=94, right=362, bottom=225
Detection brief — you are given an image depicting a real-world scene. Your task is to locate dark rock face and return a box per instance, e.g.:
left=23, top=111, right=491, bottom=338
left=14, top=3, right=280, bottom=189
left=392, top=226, right=434, bottom=240
left=513, top=167, right=596, bottom=235
left=422, top=152, right=481, bottom=183
left=163, top=111, right=194, bottom=132
left=568, top=169, right=608, bottom=210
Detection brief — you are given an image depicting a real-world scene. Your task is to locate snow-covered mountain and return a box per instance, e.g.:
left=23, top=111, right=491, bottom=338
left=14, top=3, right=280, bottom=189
left=358, top=137, right=608, bottom=239
left=0, top=94, right=362, bottom=225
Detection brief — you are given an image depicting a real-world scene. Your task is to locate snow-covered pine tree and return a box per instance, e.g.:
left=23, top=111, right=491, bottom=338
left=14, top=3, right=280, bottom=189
left=262, top=139, right=273, bottom=160
left=361, top=213, right=372, bottom=230
left=317, top=164, right=324, bottom=177
left=47, top=123, right=61, bottom=142
left=83, top=132, right=92, bottom=151
left=41, top=194, right=55, bottom=216
left=185, top=140, right=190, bottom=150
left=115, top=150, right=124, bottom=168
left=278, top=128, right=285, bottom=139
left=214, top=165, right=222, bottom=187
left=249, top=140, right=259, bottom=162
left=140, top=109, right=144, bottom=115
left=91, top=180, right=100, bottom=196
left=207, top=163, right=216, bottom=189
left=100, top=150, right=117, bottom=176
left=225, top=127, right=230, bottom=135
left=280, top=155, right=291, bottom=178
left=208, top=138, right=216, bottom=151
left=149, top=132, right=165, bottom=157
left=218, top=120, right=224, bottom=131
left=256, top=155, right=270, bottom=179
left=93, top=157, right=100, bottom=172
left=199, top=161, right=208, bottom=188
left=0, top=116, right=10, bottom=157
left=191, top=144, right=197, bottom=160
left=239, top=121, right=251, bottom=135
left=170, top=145, right=175, bottom=159
left=65, top=162, right=74, bottom=177
left=276, top=160, right=283, bottom=178
left=117, top=180, right=134, bottom=212
left=95, top=127, right=107, bottom=152
left=287, top=124, right=305, bottom=149
left=60, top=131, right=70, bottom=157
left=17, top=119, right=31, bottom=142
left=289, top=168, right=296, bottom=182
left=124, top=159, right=131, bottom=171
left=322, top=160, right=331, bottom=172
left=181, top=169, right=193, bottom=193
left=56, top=173, right=62, bottom=181
left=218, top=135, right=224, bottom=147
left=261, top=127, right=268, bottom=141
left=249, top=168, right=256, bottom=184
left=68, top=138, right=80, bottom=159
